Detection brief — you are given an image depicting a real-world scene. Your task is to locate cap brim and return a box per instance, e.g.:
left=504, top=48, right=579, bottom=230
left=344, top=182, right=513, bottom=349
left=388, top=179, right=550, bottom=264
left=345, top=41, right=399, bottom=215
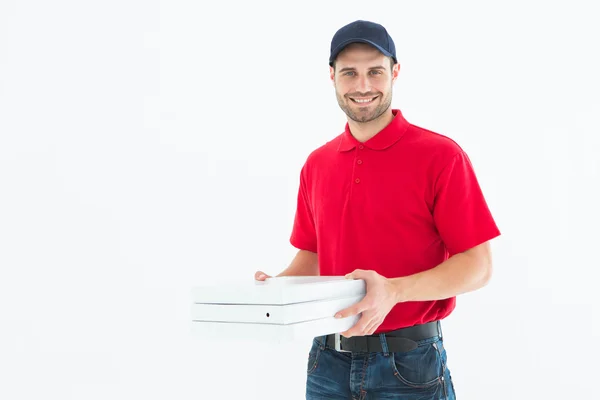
left=329, top=38, right=395, bottom=66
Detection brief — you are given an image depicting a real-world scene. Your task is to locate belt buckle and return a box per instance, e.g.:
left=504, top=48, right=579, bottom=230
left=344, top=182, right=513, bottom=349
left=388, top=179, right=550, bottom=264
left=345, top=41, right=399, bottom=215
left=334, top=333, right=352, bottom=353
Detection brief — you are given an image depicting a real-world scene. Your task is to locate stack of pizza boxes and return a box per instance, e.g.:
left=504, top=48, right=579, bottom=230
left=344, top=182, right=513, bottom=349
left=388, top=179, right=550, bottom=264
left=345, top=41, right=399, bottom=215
left=190, top=276, right=366, bottom=343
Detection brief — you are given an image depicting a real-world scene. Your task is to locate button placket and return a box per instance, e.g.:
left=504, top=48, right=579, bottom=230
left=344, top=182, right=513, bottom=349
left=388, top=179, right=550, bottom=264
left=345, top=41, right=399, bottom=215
left=354, top=145, right=364, bottom=184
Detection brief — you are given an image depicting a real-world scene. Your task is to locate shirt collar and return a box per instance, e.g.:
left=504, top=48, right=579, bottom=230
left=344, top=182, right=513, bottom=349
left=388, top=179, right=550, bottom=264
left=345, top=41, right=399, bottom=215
left=337, top=109, right=410, bottom=152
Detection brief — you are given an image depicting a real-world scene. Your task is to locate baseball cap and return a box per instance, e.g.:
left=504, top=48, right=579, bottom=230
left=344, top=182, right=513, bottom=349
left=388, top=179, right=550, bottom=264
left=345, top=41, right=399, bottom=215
left=329, top=20, right=397, bottom=66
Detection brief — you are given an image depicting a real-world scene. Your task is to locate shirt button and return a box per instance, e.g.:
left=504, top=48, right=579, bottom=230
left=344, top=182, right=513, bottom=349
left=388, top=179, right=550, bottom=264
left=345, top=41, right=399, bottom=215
left=355, top=178, right=360, bottom=183
left=357, top=160, right=363, bottom=164
left=358, top=145, right=364, bottom=150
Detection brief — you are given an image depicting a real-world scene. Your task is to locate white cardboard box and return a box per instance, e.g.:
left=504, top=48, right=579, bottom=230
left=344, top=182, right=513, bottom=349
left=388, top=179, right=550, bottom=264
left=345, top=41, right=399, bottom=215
left=191, top=276, right=366, bottom=305
left=191, top=295, right=365, bottom=324
left=190, top=276, right=366, bottom=343
left=190, top=316, right=361, bottom=343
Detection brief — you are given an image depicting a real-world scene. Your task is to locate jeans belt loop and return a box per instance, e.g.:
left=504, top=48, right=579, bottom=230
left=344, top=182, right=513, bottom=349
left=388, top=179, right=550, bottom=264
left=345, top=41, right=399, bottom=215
left=379, top=333, right=390, bottom=356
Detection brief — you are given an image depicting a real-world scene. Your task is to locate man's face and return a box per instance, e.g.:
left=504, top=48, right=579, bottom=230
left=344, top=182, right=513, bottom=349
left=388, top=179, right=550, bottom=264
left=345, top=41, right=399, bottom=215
left=330, top=43, right=400, bottom=123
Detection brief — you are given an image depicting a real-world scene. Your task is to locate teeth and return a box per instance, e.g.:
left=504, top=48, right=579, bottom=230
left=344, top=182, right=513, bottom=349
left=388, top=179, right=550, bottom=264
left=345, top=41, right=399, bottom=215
left=353, top=97, right=376, bottom=103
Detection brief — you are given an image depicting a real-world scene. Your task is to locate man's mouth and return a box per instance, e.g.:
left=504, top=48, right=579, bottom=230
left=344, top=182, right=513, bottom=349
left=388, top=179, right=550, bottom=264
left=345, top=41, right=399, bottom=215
left=349, top=96, right=378, bottom=105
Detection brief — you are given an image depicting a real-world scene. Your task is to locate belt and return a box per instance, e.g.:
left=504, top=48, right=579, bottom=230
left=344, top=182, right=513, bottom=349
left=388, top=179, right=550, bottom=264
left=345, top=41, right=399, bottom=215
left=324, top=321, right=442, bottom=353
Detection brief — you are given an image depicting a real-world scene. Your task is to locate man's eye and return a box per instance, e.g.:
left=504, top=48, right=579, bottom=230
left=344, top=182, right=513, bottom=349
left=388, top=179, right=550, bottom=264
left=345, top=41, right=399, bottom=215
left=370, top=70, right=382, bottom=75
left=344, top=71, right=355, bottom=76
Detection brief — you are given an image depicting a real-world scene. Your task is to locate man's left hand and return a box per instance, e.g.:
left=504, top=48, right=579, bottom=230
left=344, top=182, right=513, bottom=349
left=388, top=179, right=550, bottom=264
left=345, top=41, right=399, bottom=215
left=334, top=269, right=399, bottom=338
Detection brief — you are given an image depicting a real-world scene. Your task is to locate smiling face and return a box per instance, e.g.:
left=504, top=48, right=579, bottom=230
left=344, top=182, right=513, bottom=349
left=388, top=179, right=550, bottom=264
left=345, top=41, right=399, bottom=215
left=330, top=43, right=400, bottom=123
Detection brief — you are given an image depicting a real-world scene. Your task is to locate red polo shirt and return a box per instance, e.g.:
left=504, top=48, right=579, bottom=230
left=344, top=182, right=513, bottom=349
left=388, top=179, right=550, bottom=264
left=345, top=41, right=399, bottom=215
left=290, top=109, right=501, bottom=333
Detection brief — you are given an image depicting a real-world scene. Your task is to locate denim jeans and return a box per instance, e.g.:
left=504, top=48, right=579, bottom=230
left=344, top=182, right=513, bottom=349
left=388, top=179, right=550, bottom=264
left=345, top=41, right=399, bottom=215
left=306, top=333, right=456, bottom=399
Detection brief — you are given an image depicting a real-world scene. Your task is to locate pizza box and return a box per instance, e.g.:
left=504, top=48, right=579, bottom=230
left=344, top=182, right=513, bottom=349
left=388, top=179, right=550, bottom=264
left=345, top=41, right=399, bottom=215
left=190, top=275, right=366, bottom=305
left=191, top=294, right=364, bottom=324
left=190, top=315, right=361, bottom=343
left=189, top=276, right=366, bottom=343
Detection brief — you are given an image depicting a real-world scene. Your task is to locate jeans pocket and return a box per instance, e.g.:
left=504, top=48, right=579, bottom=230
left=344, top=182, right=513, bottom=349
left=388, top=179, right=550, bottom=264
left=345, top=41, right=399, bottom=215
left=307, top=339, right=322, bottom=376
left=389, top=338, right=443, bottom=388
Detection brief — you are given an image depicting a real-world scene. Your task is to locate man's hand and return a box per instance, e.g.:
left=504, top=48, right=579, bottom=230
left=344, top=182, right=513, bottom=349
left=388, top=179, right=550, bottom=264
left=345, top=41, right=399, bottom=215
left=254, top=271, right=272, bottom=281
left=334, top=269, right=398, bottom=338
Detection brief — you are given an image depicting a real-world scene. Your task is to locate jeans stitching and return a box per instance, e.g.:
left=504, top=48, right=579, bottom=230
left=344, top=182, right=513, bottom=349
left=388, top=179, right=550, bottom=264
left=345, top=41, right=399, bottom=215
left=433, top=342, right=448, bottom=399
left=359, top=354, right=370, bottom=400
left=379, top=333, right=390, bottom=356
left=307, top=340, right=322, bottom=376
left=389, top=341, right=442, bottom=388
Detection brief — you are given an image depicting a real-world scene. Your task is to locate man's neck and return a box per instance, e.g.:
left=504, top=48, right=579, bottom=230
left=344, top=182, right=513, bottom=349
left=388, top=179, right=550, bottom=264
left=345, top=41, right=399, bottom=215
left=347, top=108, right=394, bottom=143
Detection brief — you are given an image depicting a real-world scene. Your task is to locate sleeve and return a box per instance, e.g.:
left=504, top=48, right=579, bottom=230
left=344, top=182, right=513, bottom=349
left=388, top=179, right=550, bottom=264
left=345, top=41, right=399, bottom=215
left=432, top=151, right=501, bottom=256
left=289, top=164, right=318, bottom=253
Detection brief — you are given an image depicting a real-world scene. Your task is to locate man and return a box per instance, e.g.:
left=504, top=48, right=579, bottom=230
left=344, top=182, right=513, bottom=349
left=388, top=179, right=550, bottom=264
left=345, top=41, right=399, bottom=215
left=255, top=20, right=500, bottom=399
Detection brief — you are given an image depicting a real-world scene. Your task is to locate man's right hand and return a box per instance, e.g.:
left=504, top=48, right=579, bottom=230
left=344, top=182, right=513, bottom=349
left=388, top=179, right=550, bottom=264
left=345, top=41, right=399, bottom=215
left=254, top=270, right=272, bottom=281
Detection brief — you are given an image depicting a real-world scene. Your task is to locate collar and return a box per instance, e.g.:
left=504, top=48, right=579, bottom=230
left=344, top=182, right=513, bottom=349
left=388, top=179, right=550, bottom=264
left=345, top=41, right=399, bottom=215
left=337, top=109, right=410, bottom=152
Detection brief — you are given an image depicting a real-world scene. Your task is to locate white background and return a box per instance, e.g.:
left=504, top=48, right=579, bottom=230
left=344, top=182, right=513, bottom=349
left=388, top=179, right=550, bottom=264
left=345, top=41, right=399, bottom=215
left=1, top=0, right=599, bottom=399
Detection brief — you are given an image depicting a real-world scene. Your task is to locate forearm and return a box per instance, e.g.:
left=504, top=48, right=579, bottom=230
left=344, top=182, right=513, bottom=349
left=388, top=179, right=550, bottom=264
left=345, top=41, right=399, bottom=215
left=390, top=247, right=492, bottom=303
left=276, top=250, right=319, bottom=277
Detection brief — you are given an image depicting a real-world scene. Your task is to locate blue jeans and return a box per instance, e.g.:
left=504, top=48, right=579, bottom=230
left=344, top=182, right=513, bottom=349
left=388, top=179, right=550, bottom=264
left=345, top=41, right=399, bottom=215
left=306, top=333, right=456, bottom=399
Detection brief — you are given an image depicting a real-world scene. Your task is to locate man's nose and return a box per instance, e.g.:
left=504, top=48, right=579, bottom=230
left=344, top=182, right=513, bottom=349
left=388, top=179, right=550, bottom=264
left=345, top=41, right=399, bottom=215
left=355, top=75, right=371, bottom=94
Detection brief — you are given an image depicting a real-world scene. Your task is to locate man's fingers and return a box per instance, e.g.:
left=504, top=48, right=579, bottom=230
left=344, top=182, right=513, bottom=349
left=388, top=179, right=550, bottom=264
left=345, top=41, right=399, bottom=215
left=336, top=293, right=375, bottom=319
left=254, top=271, right=271, bottom=281
left=345, top=268, right=367, bottom=280
left=334, top=306, right=353, bottom=319
left=335, top=300, right=368, bottom=319
left=341, top=315, right=372, bottom=338
left=364, top=318, right=382, bottom=336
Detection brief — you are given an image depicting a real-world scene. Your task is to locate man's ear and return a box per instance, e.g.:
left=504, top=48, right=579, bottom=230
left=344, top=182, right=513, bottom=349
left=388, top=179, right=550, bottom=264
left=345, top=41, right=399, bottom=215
left=330, top=66, right=335, bottom=83
left=392, top=62, right=400, bottom=83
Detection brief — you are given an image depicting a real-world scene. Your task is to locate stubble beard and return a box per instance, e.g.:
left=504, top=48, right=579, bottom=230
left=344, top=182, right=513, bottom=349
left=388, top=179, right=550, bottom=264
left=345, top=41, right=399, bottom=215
left=335, top=88, right=392, bottom=123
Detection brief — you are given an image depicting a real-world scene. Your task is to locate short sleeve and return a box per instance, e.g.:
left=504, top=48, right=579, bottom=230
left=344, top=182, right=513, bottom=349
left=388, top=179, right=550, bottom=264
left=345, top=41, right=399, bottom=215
left=433, top=151, right=501, bottom=256
left=289, top=165, right=318, bottom=253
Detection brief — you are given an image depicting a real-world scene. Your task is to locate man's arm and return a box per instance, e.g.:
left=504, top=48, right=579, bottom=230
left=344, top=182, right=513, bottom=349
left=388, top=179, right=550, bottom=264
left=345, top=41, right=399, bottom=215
left=335, top=240, right=494, bottom=337
left=336, top=149, right=500, bottom=336
left=390, top=240, right=493, bottom=303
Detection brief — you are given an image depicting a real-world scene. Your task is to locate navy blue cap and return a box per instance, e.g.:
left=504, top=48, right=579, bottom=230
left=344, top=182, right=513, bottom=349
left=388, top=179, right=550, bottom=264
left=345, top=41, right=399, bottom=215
left=329, top=20, right=397, bottom=66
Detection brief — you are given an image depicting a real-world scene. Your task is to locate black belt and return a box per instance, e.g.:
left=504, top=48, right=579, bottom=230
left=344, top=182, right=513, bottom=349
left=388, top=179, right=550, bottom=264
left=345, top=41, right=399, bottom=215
left=324, top=321, right=442, bottom=353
